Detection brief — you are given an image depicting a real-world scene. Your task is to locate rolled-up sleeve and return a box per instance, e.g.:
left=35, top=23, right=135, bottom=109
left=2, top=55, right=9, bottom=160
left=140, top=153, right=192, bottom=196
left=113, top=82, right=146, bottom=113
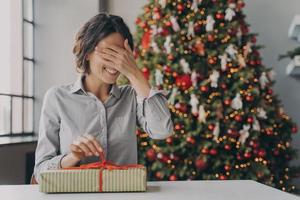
left=33, top=87, right=66, bottom=183
left=136, top=87, right=174, bottom=139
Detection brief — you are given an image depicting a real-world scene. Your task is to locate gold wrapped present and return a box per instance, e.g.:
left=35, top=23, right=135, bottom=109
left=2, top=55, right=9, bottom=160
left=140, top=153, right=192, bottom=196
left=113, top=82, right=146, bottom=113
left=39, top=153, right=147, bottom=193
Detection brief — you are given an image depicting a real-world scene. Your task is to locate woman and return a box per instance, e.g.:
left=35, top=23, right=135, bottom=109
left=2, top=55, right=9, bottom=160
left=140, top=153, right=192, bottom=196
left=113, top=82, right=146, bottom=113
left=33, top=13, right=174, bottom=183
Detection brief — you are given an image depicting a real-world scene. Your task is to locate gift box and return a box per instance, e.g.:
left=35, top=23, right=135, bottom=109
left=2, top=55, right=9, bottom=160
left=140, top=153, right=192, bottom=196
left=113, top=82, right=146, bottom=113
left=39, top=153, right=147, bottom=193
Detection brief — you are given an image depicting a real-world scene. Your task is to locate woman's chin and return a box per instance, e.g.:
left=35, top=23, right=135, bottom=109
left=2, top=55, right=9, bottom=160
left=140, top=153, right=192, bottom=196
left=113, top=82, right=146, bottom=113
left=101, top=75, right=119, bottom=84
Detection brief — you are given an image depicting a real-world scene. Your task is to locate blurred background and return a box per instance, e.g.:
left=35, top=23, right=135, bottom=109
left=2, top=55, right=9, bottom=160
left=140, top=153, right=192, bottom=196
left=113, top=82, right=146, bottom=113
left=0, top=0, right=300, bottom=189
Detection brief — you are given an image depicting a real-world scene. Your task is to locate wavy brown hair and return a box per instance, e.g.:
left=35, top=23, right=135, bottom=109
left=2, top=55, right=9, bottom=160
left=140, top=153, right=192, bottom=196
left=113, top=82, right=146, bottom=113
left=73, top=13, right=134, bottom=74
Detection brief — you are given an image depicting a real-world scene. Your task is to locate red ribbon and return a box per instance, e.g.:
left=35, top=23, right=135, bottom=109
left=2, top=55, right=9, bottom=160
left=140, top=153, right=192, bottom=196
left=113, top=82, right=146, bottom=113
left=63, top=152, right=144, bottom=192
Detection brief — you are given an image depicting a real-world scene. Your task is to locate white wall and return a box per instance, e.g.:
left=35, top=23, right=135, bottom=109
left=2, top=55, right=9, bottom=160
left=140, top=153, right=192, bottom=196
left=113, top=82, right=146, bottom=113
left=34, top=0, right=99, bottom=133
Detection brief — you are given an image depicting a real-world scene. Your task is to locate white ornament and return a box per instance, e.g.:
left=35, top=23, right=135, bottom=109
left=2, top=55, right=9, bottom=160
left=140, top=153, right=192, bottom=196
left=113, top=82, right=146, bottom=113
left=231, top=93, right=243, bottom=110
left=238, top=54, right=246, bottom=67
left=257, top=107, right=267, bottom=119
left=159, top=0, right=167, bottom=8
left=164, top=35, right=172, bottom=54
left=191, top=0, right=198, bottom=12
left=206, top=15, right=215, bottom=32
left=252, top=116, right=261, bottom=131
left=151, top=41, right=160, bottom=53
left=226, top=44, right=238, bottom=59
left=239, top=124, right=250, bottom=145
left=168, top=87, right=178, bottom=105
left=225, top=3, right=236, bottom=21
left=213, top=122, right=220, bottom=142
left=243, top=42, right=252, bottom=57
left=267, top=70, right=276, bottom=81
left=189, top=94, right=199, bottom=116
left=155, top=69, right=164, bottom=86
left=187, top=21, right=195, bottom=38
left=198, top=105, right=206, bottom=123
left=170, top=16, right=180, bottom=32
left=219, top=53, right=229, bottom=71
left=259, top=72, right=269, bottom=89
left=157, top=152, right=163, bottom=159
left=180, top=58, right=191, bottom=74
left=151, top=25, right=158, bottom=35
left=209, top=70, right=220, bottom=88
left=191, top=70, right=198, bottom=87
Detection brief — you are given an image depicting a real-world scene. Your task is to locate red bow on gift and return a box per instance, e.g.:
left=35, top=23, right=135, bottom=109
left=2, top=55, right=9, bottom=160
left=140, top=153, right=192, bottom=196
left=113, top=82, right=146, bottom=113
left=63, top=151, right=144, bottom=192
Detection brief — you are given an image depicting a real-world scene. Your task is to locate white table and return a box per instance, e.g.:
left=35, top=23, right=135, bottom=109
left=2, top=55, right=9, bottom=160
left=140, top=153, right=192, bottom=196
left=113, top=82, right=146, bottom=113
left=1, top=180, right=299, bottom=200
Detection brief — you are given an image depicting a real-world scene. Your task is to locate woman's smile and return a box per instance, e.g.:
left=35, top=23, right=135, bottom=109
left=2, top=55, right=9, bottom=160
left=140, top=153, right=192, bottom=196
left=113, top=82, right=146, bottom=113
left=103, top=66, right=119, bottom=76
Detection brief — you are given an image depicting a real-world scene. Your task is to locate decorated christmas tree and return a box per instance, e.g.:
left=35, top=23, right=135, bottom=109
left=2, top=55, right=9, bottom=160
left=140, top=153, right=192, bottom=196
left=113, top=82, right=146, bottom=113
left=133, top=0, right=299, bottom=193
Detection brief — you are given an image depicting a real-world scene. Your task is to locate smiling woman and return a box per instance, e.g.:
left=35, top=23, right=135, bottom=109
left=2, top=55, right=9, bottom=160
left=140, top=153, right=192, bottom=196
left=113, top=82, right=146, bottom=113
left=33, top=13, right=174, bottom=183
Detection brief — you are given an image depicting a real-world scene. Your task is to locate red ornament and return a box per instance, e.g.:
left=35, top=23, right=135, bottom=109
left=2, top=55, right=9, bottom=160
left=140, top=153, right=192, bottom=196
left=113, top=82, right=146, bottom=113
left=208, top=124, right=215, bottom=131
left=247, top=116, right=254, bottom=124
left=224, top=144, right=231, bottom=151
left=161, top=28, right=169, bottom=36
left=187, top=136, right=196, bottom=145
left=207, top=34, right=215, bottom=42
left=267, top=89, right=273, bottom=95
left=169, top=175, right=177, bottom=181
left=245, top=95, right=254, bottom=102
left=166, top=137, right=173, bottom=144
left=167, top=54, right=174, bottom=61
left=219, top=175, right=227, bottom=180
left=258, top=149, right=266, bottom=157
left=265, top=128, right=273, bottom=136
left=244, top=152, right=252, bottom=159
left=227, top=128, right=239, bottom=138
left=175, top=74, right=192, bottom=90
left=201, top=147, right=209, bottom=154
left=146, top=149, right=156, bottom=161
left=208, top=57, right=217, bottom=65
left=292, top=126, right=298, bottom=134
left=175, top=102, right=187, bottom=113
left=234, top=115, right=242, bottom=122
left=209, top=149, right=218, bottom=156
left=141, top=67, right=150, bottom=80
left=153, top=7, right=159, bottom=12
left=165, top=21, right=172, bottom=27
left=135, top=17, right=141, bottom=25
left=224, top=165, right=231, bottom=171
left=221, top=83, right=227, bottom=90
left=142, top=31, right=151, bottom=49
left=164, top=65, right=172, bottom=73
left=155, top=172, right=162, bottom=179
left=256, top=60, right=262, bottom=65
left=200, top=85, right=209, bottom=93
left=195, top=159, right=207, bottom=170
left=251, top=36, right=257, bottom=43
left=224, top=99, right=231, bottom=106
left=177, top=3, right=184, bottom=12
left=249, top=60, right=256, bottom=66
left=216, top=12, right=224, bottom=20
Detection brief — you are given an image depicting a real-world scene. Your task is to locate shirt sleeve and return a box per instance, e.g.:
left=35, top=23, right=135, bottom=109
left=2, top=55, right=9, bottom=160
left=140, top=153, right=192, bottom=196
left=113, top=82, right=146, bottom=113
left=33, top=86, right=67, bottom=183
left=136, top=86, right=174, bottom=139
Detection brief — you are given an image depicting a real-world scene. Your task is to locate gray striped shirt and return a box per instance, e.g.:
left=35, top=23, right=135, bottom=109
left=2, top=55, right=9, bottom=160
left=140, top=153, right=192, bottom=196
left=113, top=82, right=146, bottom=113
left=33, top=74, right=174, bottom=182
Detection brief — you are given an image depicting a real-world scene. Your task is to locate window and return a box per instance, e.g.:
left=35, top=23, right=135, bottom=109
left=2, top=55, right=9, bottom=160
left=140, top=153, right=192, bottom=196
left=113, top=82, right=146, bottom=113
left=0, top=0, right=34, bottom=136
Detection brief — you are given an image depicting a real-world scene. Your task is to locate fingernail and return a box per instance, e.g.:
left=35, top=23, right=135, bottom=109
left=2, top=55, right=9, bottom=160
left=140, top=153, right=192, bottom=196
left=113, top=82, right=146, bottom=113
left=88, top=152, right=92, bottom=156
left=95, top=152, right=99, bottom=156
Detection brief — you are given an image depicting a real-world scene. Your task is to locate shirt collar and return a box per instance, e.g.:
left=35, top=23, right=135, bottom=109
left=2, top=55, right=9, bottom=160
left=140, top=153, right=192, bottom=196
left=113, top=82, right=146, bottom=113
left=69, top=74, right=121, bottom=99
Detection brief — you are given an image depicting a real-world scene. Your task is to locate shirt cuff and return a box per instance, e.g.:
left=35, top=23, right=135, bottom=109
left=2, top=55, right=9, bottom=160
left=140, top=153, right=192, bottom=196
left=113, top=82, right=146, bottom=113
left=136, top=87, right=169, bottom=104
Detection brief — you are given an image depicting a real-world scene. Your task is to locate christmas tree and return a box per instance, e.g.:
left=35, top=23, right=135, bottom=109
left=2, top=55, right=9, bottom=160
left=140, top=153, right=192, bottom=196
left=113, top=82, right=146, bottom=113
left=133, top=0, right=299, bottom=193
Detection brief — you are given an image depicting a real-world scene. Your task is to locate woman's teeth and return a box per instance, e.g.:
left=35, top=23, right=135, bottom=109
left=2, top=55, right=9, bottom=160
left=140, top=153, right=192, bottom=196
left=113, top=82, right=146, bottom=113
left=104, top=67, right=118, bottom=75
